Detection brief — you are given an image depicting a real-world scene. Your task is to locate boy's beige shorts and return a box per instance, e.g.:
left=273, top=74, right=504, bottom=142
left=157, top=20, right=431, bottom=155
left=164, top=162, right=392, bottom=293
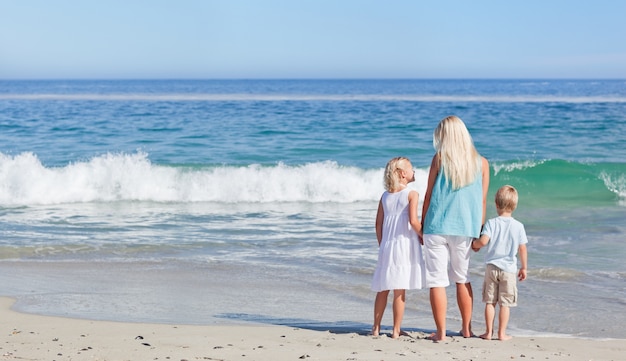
left=482, top=263, right=517, bottom=307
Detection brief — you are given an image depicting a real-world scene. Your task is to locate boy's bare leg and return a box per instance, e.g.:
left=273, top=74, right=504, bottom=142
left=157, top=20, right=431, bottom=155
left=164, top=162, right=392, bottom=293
left=498, top=305, right=512, bottom=341
left=391, top=289, right=406, bottom=338
left=457, top=282, right=474, bottom=337
left=480, top=303, right=496, bottom=340
left=429, top=287, right=447, bottom=341
left=372, top=291, right=389, bottom=336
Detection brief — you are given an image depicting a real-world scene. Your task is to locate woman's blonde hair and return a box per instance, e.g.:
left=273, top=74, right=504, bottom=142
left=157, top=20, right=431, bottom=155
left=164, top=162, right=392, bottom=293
left=384, top=157, right=410, bottom=192
left=495, top=185, right=518, bottom=212
left=433, top=115, right=482, bottom=189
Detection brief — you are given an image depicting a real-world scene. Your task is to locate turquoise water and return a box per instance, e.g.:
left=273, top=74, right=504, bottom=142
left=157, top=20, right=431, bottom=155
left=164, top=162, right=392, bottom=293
left=0, top=79, right=625, bottom=338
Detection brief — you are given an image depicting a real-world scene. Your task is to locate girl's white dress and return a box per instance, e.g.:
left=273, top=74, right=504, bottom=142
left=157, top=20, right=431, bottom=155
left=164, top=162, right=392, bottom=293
left=371, top=187, right=425, bottom=291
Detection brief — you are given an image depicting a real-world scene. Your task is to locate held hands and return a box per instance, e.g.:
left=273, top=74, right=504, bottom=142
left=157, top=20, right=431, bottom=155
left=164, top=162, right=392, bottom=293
left=471, top=239, right=481, bottom=252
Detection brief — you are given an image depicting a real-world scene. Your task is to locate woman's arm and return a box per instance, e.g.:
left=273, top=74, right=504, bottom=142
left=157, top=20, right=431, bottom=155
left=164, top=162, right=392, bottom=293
left=481, top=157, right=490, bottom=225
left=421, top=154, right=440, bottom=233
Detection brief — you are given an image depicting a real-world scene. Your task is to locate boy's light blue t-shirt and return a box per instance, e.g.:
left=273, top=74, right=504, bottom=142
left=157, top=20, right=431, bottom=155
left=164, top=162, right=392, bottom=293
left=480, top=216, right=528, bottom=274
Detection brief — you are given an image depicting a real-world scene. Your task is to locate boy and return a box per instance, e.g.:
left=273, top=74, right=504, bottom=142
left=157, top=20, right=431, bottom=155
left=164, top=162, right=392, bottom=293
left=471, top=185, right=528, bottom=341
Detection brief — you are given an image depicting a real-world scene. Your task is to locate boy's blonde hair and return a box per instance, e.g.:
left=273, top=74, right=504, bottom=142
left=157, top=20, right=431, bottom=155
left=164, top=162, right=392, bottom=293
left=495, top=185, right=518, bottom=212
left=384, top=157, right=410, bottom=192
left=433, top=115, right=482, bottom=190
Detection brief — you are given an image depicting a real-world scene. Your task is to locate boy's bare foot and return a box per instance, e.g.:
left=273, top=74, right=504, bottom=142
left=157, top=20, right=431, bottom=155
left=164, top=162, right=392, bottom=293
left=479, top=332, right=492, bottom=340
left=461, top=329, right=475, bottom=338
left=498, top=334, right=513, bottom=341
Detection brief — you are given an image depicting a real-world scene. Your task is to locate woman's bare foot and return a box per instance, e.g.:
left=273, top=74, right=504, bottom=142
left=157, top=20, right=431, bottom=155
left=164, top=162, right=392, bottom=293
left=371, top=326, right=380, bottom=337
left=479, top=332, right=492, bottom=340
left=427, top=332, right=446, bottom=342
left=391, top=330, right=410, bottom=339
left=498, top=334, right=513, bottom=341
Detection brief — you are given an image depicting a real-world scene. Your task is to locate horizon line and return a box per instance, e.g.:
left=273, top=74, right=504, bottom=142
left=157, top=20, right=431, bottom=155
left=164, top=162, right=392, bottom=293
left=1, top=77, right=626, bottom=81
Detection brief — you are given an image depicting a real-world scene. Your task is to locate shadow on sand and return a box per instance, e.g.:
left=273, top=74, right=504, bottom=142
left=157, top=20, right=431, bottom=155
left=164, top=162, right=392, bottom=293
left=215, top=313, right=437, bottom=337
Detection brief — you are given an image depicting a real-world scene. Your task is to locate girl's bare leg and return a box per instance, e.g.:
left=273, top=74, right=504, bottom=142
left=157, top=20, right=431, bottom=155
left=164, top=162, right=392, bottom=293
left=372, top=291, right=389, bottom=336
left=391, top=289, right=406, bottom=338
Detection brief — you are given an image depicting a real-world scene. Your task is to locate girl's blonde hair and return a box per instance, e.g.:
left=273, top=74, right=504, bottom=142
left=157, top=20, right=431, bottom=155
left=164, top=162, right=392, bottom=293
left=495, top=185, right=518, bottom=212
left=433, top=115, right=482, bottom=189
left=384, top=157, right=410, bottom=192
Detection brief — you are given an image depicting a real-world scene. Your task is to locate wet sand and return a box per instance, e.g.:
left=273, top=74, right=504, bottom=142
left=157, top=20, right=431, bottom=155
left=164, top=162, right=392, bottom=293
left=1, top=297, right=624, bottom=361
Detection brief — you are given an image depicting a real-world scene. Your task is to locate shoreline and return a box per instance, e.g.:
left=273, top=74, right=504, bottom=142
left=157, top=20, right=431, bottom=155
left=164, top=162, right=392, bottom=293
left=2, top=297, right=624, bottom=361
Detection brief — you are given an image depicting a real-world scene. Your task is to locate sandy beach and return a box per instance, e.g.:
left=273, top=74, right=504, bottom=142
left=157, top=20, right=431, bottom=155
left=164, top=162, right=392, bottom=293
left=1, top=297, right=624, bottom=361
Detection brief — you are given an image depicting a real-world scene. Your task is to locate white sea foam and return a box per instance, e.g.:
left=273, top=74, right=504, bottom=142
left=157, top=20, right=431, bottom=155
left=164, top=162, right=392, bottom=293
left=0, top=151, right=429, bottom=206
left=1, top=93, right=626, bottom=103
left=492, top=159, right=545, bottom=175
left=600, top=171, right=626, bottom=201
left=532, top=267, right=588, bottom=282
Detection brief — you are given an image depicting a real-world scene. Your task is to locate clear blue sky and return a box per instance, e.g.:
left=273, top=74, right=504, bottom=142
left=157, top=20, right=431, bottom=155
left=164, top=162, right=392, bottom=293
left=1, top=0, right=625, bottom=79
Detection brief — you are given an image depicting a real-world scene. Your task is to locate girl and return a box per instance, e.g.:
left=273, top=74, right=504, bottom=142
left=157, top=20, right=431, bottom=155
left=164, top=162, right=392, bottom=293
left=371, top=157, right=424, bottom=338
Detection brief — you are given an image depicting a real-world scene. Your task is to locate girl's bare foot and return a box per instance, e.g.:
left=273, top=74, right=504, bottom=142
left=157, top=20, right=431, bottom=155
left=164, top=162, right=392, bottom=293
left=479, top=332, right=492, bottom=340
left=498, top=334, right=513, bottom=341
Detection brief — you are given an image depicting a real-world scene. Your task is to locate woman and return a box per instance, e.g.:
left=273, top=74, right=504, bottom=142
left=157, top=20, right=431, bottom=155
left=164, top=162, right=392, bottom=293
left=421, top=115, right=489, bottom=341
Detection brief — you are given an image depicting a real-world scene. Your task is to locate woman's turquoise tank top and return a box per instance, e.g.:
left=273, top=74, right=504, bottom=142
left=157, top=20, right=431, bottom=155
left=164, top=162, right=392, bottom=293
left=423, top=168, right=483, bottom=238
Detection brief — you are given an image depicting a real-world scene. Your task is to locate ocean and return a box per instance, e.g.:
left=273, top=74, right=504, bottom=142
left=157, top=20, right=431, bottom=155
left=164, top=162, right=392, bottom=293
left=0, top=79, right=625, bottom=339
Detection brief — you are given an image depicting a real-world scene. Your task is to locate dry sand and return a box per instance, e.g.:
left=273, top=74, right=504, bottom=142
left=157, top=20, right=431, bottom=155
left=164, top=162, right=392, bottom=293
left=1, top=297, right=624, bottom=361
